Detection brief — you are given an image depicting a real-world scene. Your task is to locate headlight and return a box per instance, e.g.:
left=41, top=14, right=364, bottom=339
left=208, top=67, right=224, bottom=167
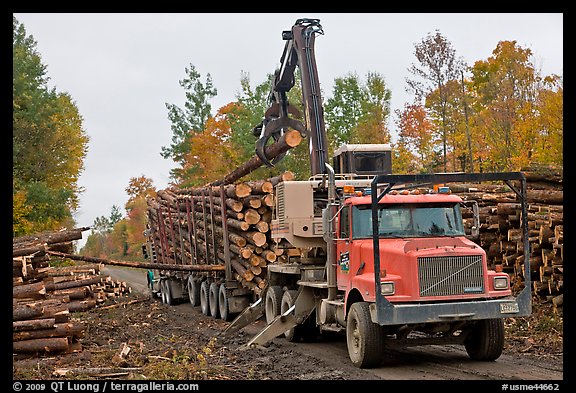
left=494, top=276, right=509, bottom=290
left=380, top=282, right=395, bottom=295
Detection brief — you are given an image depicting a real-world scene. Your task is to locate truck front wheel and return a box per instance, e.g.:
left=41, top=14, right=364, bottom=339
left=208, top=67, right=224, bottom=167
left=464, top=318, right=505, bottom=361
left=346, top=302, right=385, bottom=368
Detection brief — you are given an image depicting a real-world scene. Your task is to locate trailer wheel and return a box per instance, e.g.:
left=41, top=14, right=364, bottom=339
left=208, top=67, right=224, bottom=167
left=187, top=276, right=201, bottom=307
left=209, top=282, right=220, bottom=319
left=160, top=279, right=167, bottom=304
left=265, top=286, right=283, bottom=324
left=464, top=318, right=505, bottom=361
left=218, top=284, right=232, bottom=321
left=164, top=279, right=175, bottom=305
left=200, top=280, right=210, bottom=316
left=346, top=302, right=384, bottom=368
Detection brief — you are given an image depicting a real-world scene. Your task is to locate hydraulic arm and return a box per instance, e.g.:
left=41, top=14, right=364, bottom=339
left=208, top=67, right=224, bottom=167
left=254, top=18, right=329, bottom=176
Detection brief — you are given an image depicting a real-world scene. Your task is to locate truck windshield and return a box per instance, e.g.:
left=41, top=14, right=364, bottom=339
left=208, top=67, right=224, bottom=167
left=352, top=202, right=465, bottom=239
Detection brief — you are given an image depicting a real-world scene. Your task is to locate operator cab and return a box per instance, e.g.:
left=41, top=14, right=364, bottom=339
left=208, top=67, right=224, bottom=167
left=332, top=144, right=392, bottom=176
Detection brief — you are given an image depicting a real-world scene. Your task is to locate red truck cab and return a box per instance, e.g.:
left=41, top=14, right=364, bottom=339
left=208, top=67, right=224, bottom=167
left=336, top=191, right=513, bottom=316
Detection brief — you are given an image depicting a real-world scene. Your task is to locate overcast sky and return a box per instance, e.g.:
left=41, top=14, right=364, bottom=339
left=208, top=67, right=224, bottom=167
left=13, top=13, right=563, bottom=248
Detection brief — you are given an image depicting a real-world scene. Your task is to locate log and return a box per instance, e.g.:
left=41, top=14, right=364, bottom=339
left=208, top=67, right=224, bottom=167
left=13, top=303, right=44, bottom=321
left=243, top=209, right=261, bottom=225
left=231, top=259, right=254, bottom=282
left=255, top=220, right=270, bottom=233
left=13, top=227, right=89, bottom=257
left=242, top=195, right=262, bottom=209
left=53, top=367, right=143, bottom=377
left=226, top=218, right=250, bottom=231
left=229, top=244, right=253, bottom=259
left=13, top=337, right=69, bottom=353
left=53, top=276, right=103, bottom=290
left=210, top=129, right=303, bottom=186
left=13, top=281, right=46, bottom=299
left=527, top=189, right=563, bottom=205
left=13, top=318, right=56, bottom=332
left=13, top=322, right=84, bottom=341
left=47, top=251, right=226, bottom=272
left=261, top=194, right=275, bottom=207
left=267, top=171, right=295, bottom=186
left=52, top=287, right=91, bottom=300
left=68, top=299, right=97, bottom=312
left=261, top=249, right=277, bottom=263
left=224, top=184, right=252, bottom=199
left=250, top=265, right=262, bottom=276
left=241, top=231, right=268, bottom=247
left=249, top=254, right=266, bottom=267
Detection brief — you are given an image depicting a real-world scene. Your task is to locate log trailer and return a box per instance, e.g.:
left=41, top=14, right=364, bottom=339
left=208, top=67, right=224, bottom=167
left=144, top=18, right=532, bottom=368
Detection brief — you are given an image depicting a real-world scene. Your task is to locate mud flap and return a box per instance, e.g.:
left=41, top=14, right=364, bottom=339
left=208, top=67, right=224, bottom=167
left=219, top=298, right=264, bottom=337
left=240, top=286, right=316, bottom=349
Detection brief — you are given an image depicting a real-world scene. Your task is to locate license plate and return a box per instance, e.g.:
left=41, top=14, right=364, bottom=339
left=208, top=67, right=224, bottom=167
left=500, top=302, right=519, bottom=314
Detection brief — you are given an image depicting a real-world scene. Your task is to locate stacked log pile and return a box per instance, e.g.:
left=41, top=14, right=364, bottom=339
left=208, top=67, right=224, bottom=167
left=13, top=228, right=132, bottom=356
left=448, top=164, right=563, bottom=314
left=146, top=171, right=296, bottom=295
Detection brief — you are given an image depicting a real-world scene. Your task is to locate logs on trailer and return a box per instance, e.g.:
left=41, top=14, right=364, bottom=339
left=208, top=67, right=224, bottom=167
left=147, top=170, right=297, bottom=296
left=448, top=163, right=563, bottom=314
left=12, top=227, right=133, bottom=356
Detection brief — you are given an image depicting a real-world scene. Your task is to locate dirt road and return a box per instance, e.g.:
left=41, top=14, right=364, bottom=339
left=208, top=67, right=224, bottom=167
left=95, top=266, right=563, bottom=381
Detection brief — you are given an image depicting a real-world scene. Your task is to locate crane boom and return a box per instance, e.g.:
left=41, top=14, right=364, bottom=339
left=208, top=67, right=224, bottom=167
left=254, top=18, right=329, bottom=176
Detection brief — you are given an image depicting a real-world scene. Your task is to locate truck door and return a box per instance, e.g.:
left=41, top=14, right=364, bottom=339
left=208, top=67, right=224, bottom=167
left=335, top=205, right=352, bottom=291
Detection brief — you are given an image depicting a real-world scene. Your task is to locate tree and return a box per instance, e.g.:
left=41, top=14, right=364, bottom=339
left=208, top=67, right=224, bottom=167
left=325, top=72, right=392, bottom=151
left=82, top=205, right=123, bottom=258
left=406, top=30, right=464, bottom=172
left=161, top=64, right=217, bottom=183
left=181, top=103, right=241, bottom=186
left=324, top=73, right=365, bottom=150
left=395, top=102, right=436, bottom=172
left=228, top=71, right=274, bottom=165
left=125, top=175, right=156, bottom=211
left=468, top=41, right=545, bottom=170
left=13, top=17, right=89, bottom=236
left=532, top=76, right=562, bottom=165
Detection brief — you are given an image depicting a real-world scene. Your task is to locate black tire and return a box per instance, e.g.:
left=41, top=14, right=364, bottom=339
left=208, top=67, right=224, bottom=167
left=346, top=302, right=385, bottom=368
left=200, top=280, right=210, bottom=316
left=160, top=280, right=168, bottom=304
left=464, top=318, right=505, bottom=361
left=164, top=279, right=175, bottom=305
left=265, top=286, right=283, bottom=324
left=218, top=284, right=232, bottom=321
left=209, top=282, right=220, bottom=319
left=187, top=276, right=201, bottom=307
left=280, top=289, right=299, bottom=341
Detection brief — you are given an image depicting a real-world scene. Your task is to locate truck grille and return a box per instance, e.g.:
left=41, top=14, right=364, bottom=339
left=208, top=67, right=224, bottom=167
left=418, top=255, right=484, bottom=297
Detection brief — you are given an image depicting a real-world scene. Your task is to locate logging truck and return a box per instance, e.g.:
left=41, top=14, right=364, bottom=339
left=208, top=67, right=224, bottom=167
left=144, top=18, right=532, bottom=368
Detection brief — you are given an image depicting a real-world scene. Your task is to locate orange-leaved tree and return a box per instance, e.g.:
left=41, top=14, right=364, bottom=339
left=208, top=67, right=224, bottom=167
left=181, top=102, right=241, bottom=187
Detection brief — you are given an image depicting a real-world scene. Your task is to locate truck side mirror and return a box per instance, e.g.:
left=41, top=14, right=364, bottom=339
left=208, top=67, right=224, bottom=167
left=461, top=200, right=480, bottom=240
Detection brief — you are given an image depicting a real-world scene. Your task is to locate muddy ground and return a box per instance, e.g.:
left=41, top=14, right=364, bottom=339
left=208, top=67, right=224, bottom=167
left=12, top=267, right=564, bottom=382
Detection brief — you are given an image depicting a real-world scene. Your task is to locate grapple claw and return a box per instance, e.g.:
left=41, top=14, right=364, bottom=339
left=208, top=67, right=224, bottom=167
left=255, top=116, right=307, bottom=167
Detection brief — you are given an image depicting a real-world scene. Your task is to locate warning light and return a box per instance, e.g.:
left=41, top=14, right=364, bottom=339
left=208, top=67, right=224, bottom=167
left=343, top=185, right=355, bottom=194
